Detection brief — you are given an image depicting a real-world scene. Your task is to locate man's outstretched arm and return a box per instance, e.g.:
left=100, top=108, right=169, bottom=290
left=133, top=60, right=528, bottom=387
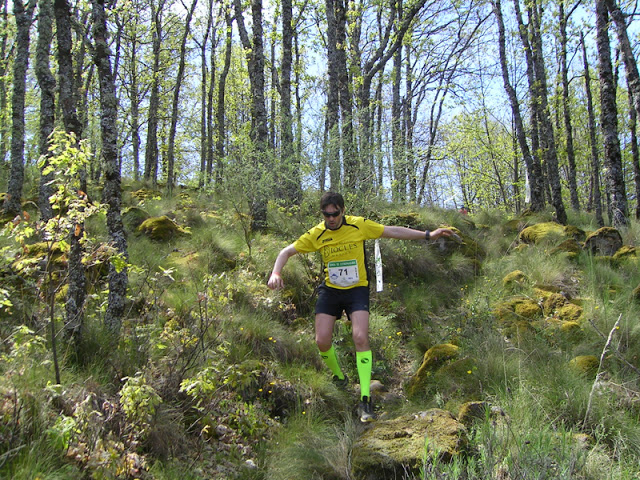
left=381, top=226, right=456, bottom=241
left=268, top=244, right=298, bottom=290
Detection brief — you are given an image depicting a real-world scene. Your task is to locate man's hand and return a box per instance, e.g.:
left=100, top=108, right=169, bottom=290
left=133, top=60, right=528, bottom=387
left=430, top=228, right=462, bottom=243
left=268, top=272, right=284, bottom=290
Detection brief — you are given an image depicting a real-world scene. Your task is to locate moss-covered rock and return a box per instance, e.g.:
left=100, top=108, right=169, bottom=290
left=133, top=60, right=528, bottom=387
left=351, top=409, right=468, bottom=479
left=494, top=296, right=542, bottom=325
left=122, top=206, right=151, bottom=233
left=569, top=355, right=599, bottom=377
left=550, top=238, right=582, bottom=256
left=518, top=222, right=584, bottom=245
left=543, top=293, right=569, bottom=316
left=457, top=401, right=490, bottom=426
left=584, top=227, right=623, bottom=256
left=432, top=357, right=480, bottom=399
left=137, top=215, right=189, bottom=241
left=613, top=245, right=638, bottom=262
left=557, top=303, right=584, bottom=322
left=12, top=241, right=67, bottom=273
left=131, top=188, right=161, bottom=201
left=407, top=344, right=459, bottom=397
left=503, top=270, right=528, bottom=290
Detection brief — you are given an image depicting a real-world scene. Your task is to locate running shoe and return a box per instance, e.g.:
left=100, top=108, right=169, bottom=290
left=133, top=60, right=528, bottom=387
left=332, top=374, right=349, bottom=389
left=358, top=396, right=376, bottom=422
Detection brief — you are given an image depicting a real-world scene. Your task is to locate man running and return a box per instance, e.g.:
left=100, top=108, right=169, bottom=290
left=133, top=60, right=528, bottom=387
left=267, top=192, right=455, bottom=422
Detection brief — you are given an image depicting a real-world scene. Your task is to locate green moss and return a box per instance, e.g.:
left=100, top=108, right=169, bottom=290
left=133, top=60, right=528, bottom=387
left=613, top=245, right=638, bottom=261
left=137, top=216, right=189, bottom=241
left=569, top=355, right=599, bottom=377
left=519, top=222, right=569, bottom=244
left=351, top=409, right=468, bottom=478
left=543, top=293, right=568, bottom=316
left=557, top=303, right=583, bottom=322
left=503, top=270, right=528, bottom=289
left=457, top=401, right=489, bottom=426
left=514, top=301, right=541, bottom=319
left=122, top=206, right=151, bottom=233
left=551, top=238, right=582, bottom=256
left=407, top=344, right=459, bottom=397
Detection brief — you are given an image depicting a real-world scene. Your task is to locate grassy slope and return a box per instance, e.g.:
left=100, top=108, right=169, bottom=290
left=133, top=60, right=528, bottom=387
left=1, top=190, right=639, bottom=479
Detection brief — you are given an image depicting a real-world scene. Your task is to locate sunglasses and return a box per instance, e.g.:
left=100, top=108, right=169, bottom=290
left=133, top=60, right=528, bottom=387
left=322, top=210, right=342, bottom=218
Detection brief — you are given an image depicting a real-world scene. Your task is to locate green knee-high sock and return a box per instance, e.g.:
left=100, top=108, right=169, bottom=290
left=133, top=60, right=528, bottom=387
left=319, top=345, right=344, bottom=379
left=356, top=350, right=373, bottom=399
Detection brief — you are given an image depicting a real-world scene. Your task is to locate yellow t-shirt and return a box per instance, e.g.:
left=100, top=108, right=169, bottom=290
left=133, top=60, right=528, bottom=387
left=293, top=215, right=385, bottom=289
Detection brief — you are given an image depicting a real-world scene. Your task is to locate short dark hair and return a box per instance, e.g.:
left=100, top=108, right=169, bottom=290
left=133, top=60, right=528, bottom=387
left=320, top=192, right=344, bottom=211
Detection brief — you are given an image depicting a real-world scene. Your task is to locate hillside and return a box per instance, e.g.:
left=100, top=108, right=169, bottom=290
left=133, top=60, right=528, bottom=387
left=1, top=188, right=639, bottom=479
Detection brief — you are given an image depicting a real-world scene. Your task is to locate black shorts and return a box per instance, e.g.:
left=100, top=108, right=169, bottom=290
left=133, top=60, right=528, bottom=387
left=315, top=285, right=369, bottom=319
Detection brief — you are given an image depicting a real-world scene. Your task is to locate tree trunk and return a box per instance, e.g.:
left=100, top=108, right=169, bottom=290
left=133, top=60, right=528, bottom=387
left=580, top=32, right=603, bottom=226
left=91, top=0, right=129, bottom=335
left=559, top=0, right=579, bottom=211
left=55, top=0, right=88, bottom=344
left=2, top=0, right=35, bottom=217
left=628, top=77, right=640, bottom=220
left=595, top=0, right=628, bottom=227
left=130, top=29, right=141, bottom=182
left=36, top=0, right=56, bottom=223
left=144, top=0, right=166, bottom=185
left=234, top=0, right=269, bottom=231
left=391, top=0, right=404, bottom=202
left=325, top=0, right=341, bottom=189
left=513, top=0, right=543, bottom=198
left=528, top=0, right=566, bottom=224
left=280, top=0, right=300, bottom=204
left=166, top=0, right=197, bottom=193
left=215, top=11, right=233, bottom=187
left=0, top=0, right=10, bottom=166
left=199, top=0, right=213, bottom=188
left=493, top=0, right=545, bottom=212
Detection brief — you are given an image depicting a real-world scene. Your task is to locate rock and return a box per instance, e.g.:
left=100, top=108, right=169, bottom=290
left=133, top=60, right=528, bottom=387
left=407, top=344, right=459, bottom=397
left=457, top=401, right=489, bottom=426
left=137, top=215, right=189, bottom=241
left=503, top=270, right=528, bottom=290
left=584, top=227, right=623, bottom=256
left=519, top=222, right=585, bottom=245
left=123, top=206, right=151, bottom=233
left=351, top=409, right=468, bottom=480
left=569, top=355, right=599, bottom=377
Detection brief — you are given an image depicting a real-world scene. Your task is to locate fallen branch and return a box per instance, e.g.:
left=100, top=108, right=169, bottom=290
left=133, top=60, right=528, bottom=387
left=584, top=314, right=621, bottom=426
left=587, top=317, right=640, bottom=376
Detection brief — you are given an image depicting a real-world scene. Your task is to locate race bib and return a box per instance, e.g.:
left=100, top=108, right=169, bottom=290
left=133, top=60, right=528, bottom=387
left=327, top=259, right=359, bottom=287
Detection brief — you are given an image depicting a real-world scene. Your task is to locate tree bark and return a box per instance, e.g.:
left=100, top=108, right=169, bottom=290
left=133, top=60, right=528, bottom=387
left=628, top=77, right=640, bottom=220
left=55, top=0, right=88, bottom=344
left=325, top=0, right=341, bottom=189
left=559, top=0, right=579, bottom=211
left=580, top=32, right=604, bottom=226
left=215, top=11, right=233, bottom=187
left=91, top=0, right=129, bottom=335
left=2, top=0, right=35, bottom=217
left=595, top=0, right=628, bottom=227
left=493, top=0, right=545, bottom=212
left=280, top=0, right=300, bottom=204
left=528, top=0, right=566, bottom=223
left=36, top=0, right=56, bottom=223
left=199, top=0, right=213, bottom=188
left=391, top=0, right=405, bottom=202
left=0, top=0, right=10, bottom=166
left=144, top=0, right=166, bottom=185
left=234, top=0, right=269, bottom=230
left=166, top=0, right=198, bottom=193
